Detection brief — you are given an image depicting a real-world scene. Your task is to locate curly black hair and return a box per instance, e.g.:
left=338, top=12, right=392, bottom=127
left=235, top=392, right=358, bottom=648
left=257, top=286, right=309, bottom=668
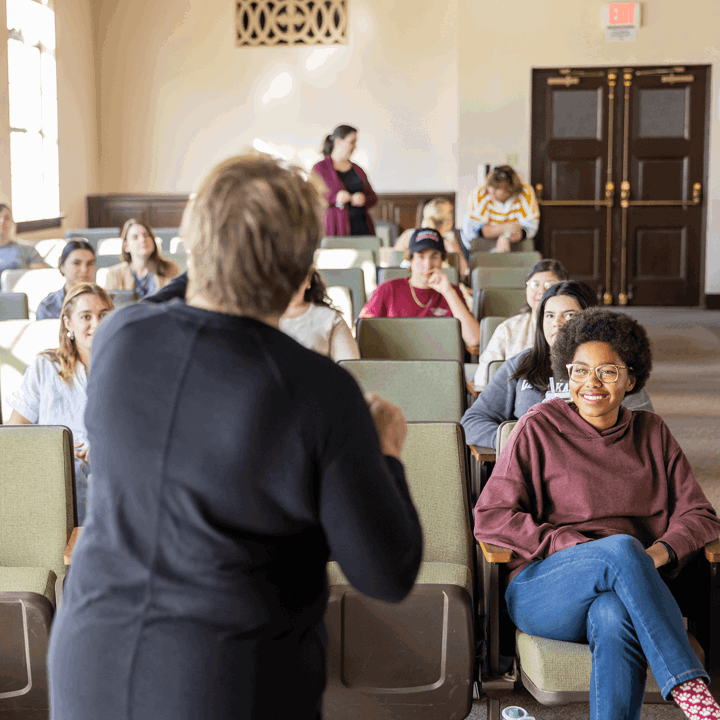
left=551, top=307, right=653, bottom=394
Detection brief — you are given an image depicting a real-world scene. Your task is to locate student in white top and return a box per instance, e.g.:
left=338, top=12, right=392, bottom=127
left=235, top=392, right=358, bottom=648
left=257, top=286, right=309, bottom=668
left=474, top=259, right=568, bottom=388
left=7, top=282, right=114, bottom=524
left=280, top=268, right=360, bottom=362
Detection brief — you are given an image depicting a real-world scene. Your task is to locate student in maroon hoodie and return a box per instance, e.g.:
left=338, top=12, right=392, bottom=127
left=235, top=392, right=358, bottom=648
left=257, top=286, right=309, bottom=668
left=475, top=308, right=720, bottom=720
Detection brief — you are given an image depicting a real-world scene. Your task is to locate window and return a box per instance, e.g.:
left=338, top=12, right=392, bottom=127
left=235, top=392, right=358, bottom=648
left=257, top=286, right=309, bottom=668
left=6, top=0, right=59, bottom=223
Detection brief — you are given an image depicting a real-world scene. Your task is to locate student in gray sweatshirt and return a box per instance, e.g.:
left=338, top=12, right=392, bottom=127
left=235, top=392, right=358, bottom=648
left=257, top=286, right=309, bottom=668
left=462, top=281, right=654, bottom=448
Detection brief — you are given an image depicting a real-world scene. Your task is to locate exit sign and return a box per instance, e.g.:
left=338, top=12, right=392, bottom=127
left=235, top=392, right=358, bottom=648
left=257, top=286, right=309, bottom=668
left=601, top=3, right=641, bottom=28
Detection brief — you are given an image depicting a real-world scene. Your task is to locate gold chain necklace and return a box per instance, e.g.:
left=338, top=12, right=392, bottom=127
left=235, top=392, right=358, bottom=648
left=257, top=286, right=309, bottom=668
left=409, top=283, right=434, bottom=308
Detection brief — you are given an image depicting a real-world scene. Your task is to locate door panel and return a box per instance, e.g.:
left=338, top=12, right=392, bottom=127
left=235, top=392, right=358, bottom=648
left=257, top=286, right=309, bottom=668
left=532, top=65, right=708, bottom=306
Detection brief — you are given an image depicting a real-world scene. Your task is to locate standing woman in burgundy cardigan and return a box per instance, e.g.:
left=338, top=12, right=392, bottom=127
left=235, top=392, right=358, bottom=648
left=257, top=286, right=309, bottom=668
left=312, top=124, right=378, bottom=236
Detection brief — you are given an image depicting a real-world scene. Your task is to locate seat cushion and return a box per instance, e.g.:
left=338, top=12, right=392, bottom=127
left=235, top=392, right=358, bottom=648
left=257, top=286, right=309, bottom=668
left=328, top=560, right=472, bottom=597
left=517, top=629, right=704, bottom=700
left=0, top=566, right=57, bottom=606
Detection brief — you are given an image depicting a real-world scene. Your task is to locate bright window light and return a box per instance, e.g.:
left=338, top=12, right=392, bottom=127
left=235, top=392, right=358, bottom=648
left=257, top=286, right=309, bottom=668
left=6, top=0, right=59, bottom=222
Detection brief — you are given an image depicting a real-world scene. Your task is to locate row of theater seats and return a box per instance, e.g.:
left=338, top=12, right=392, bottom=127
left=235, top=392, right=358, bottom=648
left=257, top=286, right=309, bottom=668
left=0, top=354, right=481, bottom=719
left=5, top=364, right=719, bottom=720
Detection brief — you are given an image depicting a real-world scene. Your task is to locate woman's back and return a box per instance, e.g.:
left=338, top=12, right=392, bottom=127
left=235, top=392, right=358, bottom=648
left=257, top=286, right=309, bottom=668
left=50, top=299, right=420, bottom=719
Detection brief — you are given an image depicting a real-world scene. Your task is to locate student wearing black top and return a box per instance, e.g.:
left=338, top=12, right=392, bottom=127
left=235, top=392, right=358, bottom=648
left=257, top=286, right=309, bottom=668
left=48, top=154, right=423, bottom=720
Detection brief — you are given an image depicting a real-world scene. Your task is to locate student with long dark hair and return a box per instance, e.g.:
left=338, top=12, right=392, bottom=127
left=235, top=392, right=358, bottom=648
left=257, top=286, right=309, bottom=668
left=104, top=219, right=179, bottom=299
left=37, top=239, right=97, bottom=319
left=280, top=268, right=360, bottom=361
left=462, top=281, right=654, bottom=448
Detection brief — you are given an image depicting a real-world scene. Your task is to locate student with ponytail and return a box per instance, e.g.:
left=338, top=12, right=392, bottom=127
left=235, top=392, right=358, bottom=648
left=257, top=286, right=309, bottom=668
left=311, top=124, right=378, bottom=237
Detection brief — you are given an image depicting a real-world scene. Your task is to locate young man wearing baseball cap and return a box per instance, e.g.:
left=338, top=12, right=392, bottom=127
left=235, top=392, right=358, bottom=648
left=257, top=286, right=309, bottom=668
left=360, top=228, right=480, bottom=349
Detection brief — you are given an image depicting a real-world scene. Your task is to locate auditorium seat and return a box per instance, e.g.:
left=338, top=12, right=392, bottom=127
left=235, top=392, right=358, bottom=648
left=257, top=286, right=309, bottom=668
left=340, top=359, right=466, bottom=421
left=373, top=220, right=400, bottom=247
left=377, top=247, right=404, bottom=267
left=0, top=319, right=61, bottom=423
left=356, top=317, right=464, bottom=362
left=318, top=268, right=366, bottom=324
left=377, top=265, right=459, bottom=286
left=324, top=422, right=475, bottom=720
left=473, top=287, right=527, bottom=321
left=0, top=425, right=77, bottom=719
left=325, top=285, right=354, bottom=333
left=314, top=248, right=377, bottom=298
left=65, top=228, right=120, bottom=251
left=34, top=239, right=66, bottom=267
left=470, top=250, right=540, bottom=271
left=95, top=237, right=124, bottom=255
left=1, top=269, right=64, bottom=319
left=480, top=316, right=507, bottom=354
left=0, top=293, right=29, bottom=321
left=320, top=235, right=382, bottom=265
left=151, top=228, right=180, bottom=249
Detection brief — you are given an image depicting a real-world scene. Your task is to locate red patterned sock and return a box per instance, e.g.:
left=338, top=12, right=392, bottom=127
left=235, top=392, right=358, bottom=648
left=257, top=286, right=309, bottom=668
left=671, top=678, right=720, bottom=720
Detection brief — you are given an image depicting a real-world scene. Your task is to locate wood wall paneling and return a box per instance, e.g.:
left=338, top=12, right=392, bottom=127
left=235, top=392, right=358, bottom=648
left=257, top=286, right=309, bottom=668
left=88, top=192, right=457, bottom=234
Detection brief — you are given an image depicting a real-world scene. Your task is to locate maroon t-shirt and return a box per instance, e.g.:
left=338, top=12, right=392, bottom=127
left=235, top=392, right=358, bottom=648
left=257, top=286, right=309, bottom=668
left=360, top=278, right=465, bottom=319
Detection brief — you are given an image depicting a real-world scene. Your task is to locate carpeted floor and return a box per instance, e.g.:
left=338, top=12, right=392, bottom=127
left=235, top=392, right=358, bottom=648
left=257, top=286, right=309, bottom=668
left=467, top=307, right=720, bottom=720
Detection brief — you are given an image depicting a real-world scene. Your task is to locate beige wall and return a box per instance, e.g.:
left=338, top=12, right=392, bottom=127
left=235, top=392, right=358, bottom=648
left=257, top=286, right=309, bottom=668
left=93, top=0, right=458, bottom=195
left=7, top=0, right=720, bottom=293
left=458, top=0, right=720, bottom=293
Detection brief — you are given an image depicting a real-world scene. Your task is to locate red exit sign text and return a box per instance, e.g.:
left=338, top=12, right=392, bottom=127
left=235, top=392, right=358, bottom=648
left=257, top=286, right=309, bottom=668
left=601, top=3, right=641, bottom=28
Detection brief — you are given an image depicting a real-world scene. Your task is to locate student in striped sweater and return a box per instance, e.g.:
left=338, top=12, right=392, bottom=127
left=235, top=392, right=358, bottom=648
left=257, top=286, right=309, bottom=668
left=461, top=165, right=540, bottom=253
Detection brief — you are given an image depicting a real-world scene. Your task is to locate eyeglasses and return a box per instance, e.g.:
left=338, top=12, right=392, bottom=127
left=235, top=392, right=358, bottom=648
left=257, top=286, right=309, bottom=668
left=566, top=364, right=632, bottom=384
left=527, top=279, right=559, bottom=292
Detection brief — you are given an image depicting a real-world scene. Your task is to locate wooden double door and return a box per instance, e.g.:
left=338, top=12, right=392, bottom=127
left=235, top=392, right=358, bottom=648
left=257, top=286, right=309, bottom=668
left=531, top=65, right=709, bottom=306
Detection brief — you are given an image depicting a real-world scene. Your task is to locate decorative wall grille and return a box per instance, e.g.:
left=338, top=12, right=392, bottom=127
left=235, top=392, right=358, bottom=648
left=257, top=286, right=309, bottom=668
left=235, top=0, right=347, bottom=47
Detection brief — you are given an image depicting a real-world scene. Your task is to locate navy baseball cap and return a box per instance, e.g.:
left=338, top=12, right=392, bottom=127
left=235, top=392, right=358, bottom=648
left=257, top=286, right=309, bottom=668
left=409, top=228, right=444, bottom=255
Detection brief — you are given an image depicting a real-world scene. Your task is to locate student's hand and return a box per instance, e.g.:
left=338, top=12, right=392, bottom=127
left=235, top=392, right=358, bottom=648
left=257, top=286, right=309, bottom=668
left=335, top=190, right=352, bottom=205
left=646, top=543, right=670, bottom=568
left=350, top=192, right=366, bottom=207
left=507, top=222, right=524, bottom=242
left=365, top=393, right=407, bottom=460
left=74, top=442, right=89, bottom=464
left=427, top=268, right=452, bottom=295
left=496, top=235, right=512, bottom=253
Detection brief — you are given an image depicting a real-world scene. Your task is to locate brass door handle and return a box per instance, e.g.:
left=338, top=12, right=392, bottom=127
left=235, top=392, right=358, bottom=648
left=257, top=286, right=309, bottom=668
left=620, top=182, right=702, bottom=207
left=535, top=181, right=615, bottom=207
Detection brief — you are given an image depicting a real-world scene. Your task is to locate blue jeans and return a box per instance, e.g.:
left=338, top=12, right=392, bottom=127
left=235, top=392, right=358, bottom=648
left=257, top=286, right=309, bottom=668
left=506, top=535, right=708, bottom=720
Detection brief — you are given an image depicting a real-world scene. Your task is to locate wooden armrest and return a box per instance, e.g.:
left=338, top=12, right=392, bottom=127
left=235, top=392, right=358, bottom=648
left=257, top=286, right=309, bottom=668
left=480, top=541, right=513, bottom=563
left=705, top=538, right=720, bottom=563
left=471, top=445, right=496, bottom=463
left=466, top=380, right=479, bottom=399
left=64, top=526, right=83, bottom=565
left=465, top=343, right=480, bottom=356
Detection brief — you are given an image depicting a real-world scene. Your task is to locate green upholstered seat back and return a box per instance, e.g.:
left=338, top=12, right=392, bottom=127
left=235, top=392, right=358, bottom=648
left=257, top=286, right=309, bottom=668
left=479, top=315, right=507, bottom=354
left=356, top=317, right=464, bottom=361
left=340, top=359, right=465, bottom=422
left=401, top=423, right=473, bottom=573
left=0, top=426, right=74, bottom=578
left=495, top=420, right=518, bottom=454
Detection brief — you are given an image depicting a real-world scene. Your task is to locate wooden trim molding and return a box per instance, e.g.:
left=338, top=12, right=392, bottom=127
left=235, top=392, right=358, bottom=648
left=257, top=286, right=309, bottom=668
left=705, top=294, right=720, bottom=310
left=88, top=191, right=458, bottom=234
left=16, top=215, right=64, bottom=234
